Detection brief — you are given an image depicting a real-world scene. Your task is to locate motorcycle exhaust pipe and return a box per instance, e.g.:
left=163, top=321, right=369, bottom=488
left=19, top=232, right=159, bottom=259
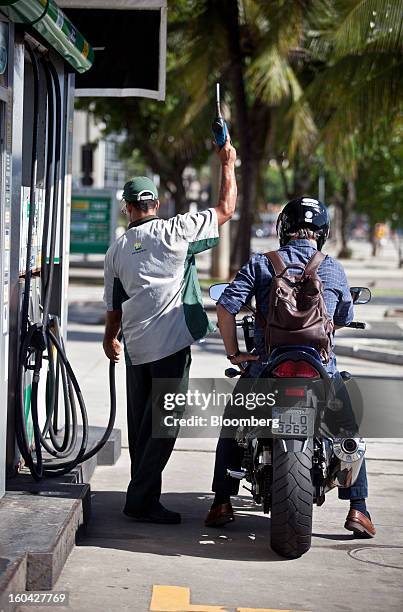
left=327, top=437, right=366, bottom=489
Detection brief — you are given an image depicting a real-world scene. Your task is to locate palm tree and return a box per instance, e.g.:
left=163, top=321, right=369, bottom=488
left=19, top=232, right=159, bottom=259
left=308, top=0, right=402, bottom=164
left=304, top=0, right=403, bottom=255
left=176, top=0, right=328, bottom=267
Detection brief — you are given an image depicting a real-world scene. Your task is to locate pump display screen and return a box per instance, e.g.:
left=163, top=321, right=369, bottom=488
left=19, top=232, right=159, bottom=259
left=64, top=8, right=164, bottom=99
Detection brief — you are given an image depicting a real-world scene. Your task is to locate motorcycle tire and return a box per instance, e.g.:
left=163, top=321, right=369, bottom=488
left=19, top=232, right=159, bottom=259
left=270, top=438, right=314, bottom=559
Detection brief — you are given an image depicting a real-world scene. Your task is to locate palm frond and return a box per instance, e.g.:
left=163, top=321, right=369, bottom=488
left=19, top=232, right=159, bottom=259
left=332, top=0, right=403, bottom=57
left=308, top=53, right=402, bottom=125
left=247, top=47, right=293, bottom=104
left=166, top=0, right=228, bottom=130
left=311, top=54, right=403, bottom=171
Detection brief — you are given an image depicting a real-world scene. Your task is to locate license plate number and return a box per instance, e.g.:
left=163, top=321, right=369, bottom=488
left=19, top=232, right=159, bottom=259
left=272, top=407, right=314, bottom=437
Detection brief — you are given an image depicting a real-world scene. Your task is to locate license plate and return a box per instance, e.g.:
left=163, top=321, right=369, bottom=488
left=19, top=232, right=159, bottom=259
left=271, top=407, right=314, bottom=437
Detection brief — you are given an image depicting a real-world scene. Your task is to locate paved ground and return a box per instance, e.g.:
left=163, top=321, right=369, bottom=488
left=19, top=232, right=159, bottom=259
left=20, top=241, right=403, bottom=612
left=23, top=445, right=402, bottom=612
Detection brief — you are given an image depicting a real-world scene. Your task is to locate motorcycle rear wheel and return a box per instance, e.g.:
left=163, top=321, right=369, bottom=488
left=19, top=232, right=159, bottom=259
left=270, top=438, right=314, bottom=559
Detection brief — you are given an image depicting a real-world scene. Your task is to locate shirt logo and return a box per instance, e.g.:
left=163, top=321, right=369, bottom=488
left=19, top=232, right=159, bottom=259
left=132, top=242, right=147, bottom=254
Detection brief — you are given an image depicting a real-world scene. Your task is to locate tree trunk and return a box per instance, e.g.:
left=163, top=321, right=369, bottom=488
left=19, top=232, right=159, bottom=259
left=219, top=1, right=272, bottom=270
left=220, top=0, right=253, bottom=269
left=290, top=151, right=314, bottom=200
left=369, top=222, right=378, bottom=257
left=337, top=178, right=355, bottom=258
left=171, top=170, right=188, bottom=215
left=276, top=155, right=292, bottom=200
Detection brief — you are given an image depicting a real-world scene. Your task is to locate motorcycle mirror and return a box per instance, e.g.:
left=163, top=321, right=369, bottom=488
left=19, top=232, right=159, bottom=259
left=350, top=287, right=371, bottom=304
left=209, top=283, right=229, bottom=302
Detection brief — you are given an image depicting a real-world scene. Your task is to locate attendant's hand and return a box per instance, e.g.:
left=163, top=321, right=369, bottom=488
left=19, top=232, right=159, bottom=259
left=214, top=134, right=236, bottom=166
left=103, top=338, right=122, bottom=363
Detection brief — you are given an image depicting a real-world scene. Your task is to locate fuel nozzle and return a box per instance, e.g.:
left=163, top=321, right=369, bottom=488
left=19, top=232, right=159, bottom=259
left=212, top=83, right=229, bottom=149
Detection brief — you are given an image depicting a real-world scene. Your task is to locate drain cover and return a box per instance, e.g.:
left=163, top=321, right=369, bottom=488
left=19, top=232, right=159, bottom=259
left=349, top=546, right=403, bottom=570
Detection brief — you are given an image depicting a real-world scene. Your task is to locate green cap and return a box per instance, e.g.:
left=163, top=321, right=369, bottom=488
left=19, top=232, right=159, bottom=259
left=122, top=176, right=158, bottom=203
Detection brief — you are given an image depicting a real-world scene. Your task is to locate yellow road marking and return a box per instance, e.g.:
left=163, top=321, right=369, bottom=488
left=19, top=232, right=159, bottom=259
left=150, top=585, right=310, bottom=612
left=150, top=585, right=228, bottom=611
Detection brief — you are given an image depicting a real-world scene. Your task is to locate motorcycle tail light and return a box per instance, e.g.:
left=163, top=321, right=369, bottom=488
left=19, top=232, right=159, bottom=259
left=285, top=387, right=305, bottom=397
left=272, top=360, right=320, bottom=378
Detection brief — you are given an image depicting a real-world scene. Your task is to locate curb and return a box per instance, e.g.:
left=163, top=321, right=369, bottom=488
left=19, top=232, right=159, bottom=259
left=69, top=274, right=104, bottom=287
left=0, top=427, right=121, bottom=597
left=335, top=345, right=403, bottom=365
left=0, top=484, right=89, bottom=596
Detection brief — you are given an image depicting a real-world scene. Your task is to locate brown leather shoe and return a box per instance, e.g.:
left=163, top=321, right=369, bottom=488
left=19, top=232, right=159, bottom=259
left=205, top=503, right=234, bottom=527
left=344, top=509, right=376, bottom=538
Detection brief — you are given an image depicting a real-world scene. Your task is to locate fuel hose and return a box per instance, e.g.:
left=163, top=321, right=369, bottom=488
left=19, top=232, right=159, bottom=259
left=15, top=43, right=116, bottom=481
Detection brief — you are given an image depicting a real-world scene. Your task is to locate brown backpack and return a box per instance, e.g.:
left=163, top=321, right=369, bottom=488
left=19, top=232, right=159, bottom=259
left=264, top=250, right=334, bottom=362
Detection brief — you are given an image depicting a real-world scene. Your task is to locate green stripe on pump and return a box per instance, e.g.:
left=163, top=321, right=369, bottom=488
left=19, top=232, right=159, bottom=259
left=24, top=383, right=34, bottom=442
left=0, top=0, right=94, bottom=73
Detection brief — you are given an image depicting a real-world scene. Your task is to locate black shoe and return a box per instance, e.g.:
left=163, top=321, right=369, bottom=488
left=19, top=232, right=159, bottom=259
left=123, top=502, right=181, bottom=525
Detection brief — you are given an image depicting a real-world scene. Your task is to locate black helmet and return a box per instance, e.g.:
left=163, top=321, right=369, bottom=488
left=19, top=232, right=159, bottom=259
left=276, top=196, right=330, bottom=250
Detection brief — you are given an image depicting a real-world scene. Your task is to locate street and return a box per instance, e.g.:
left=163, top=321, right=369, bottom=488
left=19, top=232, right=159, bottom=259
left=21, top=243, right=403, bottom=612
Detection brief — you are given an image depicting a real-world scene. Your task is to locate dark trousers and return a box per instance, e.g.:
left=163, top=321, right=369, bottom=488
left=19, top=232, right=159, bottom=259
left=124, top=346, right=192, bottom=513
left=212, top=370, right=368, bottom=500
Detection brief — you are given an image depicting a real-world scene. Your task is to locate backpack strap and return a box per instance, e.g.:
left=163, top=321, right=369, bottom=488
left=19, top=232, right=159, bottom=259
left=265, top=251, right=287, bottom=276
left=304, top=251, right=326, bottom=276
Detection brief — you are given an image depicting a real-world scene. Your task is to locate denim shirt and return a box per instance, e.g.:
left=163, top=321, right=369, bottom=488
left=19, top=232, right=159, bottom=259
left=218, top=240, right=354, bottom=375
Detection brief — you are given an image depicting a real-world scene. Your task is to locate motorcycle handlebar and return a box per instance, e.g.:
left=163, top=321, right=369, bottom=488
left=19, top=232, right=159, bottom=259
left=346, top=321, right=366, bottom=329
left=235, top=319, right=366, bottom=330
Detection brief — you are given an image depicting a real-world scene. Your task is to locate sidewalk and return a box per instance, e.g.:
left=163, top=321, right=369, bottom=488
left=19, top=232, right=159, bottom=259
left=3, top=268, right=401, bottom=610
left=13, top=312, right=403, bottom=612
left=18, top=445, right=402, bottom=612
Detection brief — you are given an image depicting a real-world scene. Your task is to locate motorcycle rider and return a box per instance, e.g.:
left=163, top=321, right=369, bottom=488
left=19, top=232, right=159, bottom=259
left=205, top=197, right=376, bottom=538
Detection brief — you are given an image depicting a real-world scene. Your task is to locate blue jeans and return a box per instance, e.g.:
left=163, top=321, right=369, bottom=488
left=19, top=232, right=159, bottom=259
left=332, top=370, right=368, bottom=499
left=338, top=461, right=368, bottom=499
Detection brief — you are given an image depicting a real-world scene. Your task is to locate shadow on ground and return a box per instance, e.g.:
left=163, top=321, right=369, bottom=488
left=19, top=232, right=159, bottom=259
left=78, top=491, right=288, bottom=562
left=78, top=491, right=359, bottom=562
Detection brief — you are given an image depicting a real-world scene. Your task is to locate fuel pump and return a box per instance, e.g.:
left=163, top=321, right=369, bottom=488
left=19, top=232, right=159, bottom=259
left=15, top=43, right=117, bottom=481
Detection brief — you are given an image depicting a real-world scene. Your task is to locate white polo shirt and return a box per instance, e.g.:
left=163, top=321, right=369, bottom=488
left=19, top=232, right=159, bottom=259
left=103, top=208, right=219, bottom=365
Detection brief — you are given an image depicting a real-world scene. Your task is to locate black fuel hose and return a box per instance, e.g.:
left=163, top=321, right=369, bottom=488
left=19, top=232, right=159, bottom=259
left=15, top=44, right=116, bottom=481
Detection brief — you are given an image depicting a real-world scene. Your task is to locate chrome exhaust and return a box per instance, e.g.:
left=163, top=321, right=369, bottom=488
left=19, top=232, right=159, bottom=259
left=327, top=437, right=366, bottom=489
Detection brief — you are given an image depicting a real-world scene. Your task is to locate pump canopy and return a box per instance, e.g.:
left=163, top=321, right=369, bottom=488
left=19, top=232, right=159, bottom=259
left=0, top=0, right=94, bottom=73
left=59, top=0, right=167, bottom=100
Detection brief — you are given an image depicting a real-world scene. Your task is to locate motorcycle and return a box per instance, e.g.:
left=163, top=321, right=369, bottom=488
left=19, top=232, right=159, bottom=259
left=209, top=283, right=371, bottom=559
